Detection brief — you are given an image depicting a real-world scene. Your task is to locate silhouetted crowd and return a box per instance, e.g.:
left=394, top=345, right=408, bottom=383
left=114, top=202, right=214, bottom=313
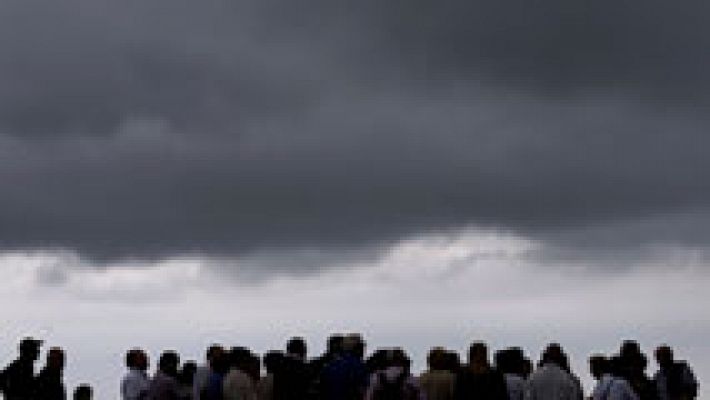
left=0, top=334, right=699, bottom=400
left=0, top=338, right=91, bottom=400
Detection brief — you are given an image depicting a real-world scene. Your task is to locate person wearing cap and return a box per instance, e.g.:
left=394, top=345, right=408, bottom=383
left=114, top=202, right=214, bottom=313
left=0, top=337, right=43, bottom=400
left=35, top=347, right=68, bottom=400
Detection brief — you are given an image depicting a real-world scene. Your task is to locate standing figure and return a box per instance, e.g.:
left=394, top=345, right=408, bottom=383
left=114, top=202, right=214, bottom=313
left=654, top=346, right=697, bottom=400
left=122, top=349, right=151, bottom=400
left=35, top=347, right=67, bottom=400
left=0, top=337, right=43, bottom=400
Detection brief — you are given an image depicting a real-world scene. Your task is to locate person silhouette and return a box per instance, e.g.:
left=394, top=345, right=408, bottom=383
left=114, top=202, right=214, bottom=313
left=193, top=345, right=225, bottom=400
left=524, top=343, right=581, bottom=400
left=495, top=348, right=526, bottom=400
left=453, top=341, right=507, bottom=400
left=654, top=345, right=698, bottom=400
left=320, top=334, right=368, bottom=400
left=273, top=337, right=311, bottom=400
left=222, top=347, right=258, bottom=400
left=617, top=341, right=657, bottom=400
left=122, top=348, right=150, bottom=400
left=73, top=384, right=93, bottom=400
left=364, top=348, right=423, bottom=400
left=589, top=354, right=613, bottom=400
left=258, top=351, right=284, bottom=400
left=148, top=351, right=181, bottom=400
left=0, top=337, right=43, bottom=400
left=419, top=347, right=455, bottom=400
left=177, top=361, right=197, bottom=400
left=35, top=346, right=67, bottom=400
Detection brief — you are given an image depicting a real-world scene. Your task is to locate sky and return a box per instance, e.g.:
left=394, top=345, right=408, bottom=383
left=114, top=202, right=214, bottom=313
left=0, top=0, right=709, bottom=397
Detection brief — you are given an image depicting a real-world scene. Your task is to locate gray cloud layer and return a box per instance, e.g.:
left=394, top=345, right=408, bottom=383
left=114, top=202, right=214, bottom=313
left=1, top=0, right=710, bottom=263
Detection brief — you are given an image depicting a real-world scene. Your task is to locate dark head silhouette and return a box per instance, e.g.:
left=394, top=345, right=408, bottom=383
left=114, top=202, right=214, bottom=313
left=286, top=337, right=307, bottom=360
left=588, top=354, right=609, bottom=380
left=327, top=334, right=345, bottom=357
left=387, top=348, right=410, bottom=370
left=495, top=347, right=526, bottom=376
left=655, top=345, right=674, bottom=369
left=178, top=360, right=197, bottom=387
left=73, top=384, right=92, bottom=400
left=46, top=347, right=65, bottom=372
left=342, top=334, right=366, bottom=360
left=540, top=343, right=566, bottom=368
left=125, top=348, right=149, bottom=372
left=427, top=347, right=449, bottom=372
left=19, top=337, right=42, bottom=362
left=228, top=347, right=252, bottom=371
left=468, top=341, right=490, bottom=369
left=158, top=351, right=180, bottom=377
left=445, top=350, right=461, bottom=373
left=262, top=350, right=284, bottom=374
left=366, top=349, right=389, bottom=373
left=205, top=344, right=222, bottom=362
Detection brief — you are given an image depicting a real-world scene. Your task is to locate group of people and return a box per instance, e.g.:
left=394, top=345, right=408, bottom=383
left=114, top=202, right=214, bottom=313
left=0, top=337, right=91, bottom=400
left=119, top=335, right=699, bottom=400
left=0, top=334, right=699, bottom=400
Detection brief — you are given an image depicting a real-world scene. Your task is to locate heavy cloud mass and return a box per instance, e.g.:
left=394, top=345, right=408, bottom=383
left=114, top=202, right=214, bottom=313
left=1, top=0, right=710, bottom=264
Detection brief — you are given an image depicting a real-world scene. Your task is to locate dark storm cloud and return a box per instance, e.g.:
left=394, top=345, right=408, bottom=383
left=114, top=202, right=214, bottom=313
left=1, top=0, right=710, bottom=265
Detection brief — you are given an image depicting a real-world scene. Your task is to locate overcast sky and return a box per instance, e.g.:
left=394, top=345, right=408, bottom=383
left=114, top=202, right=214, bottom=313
left=1, top=0, right=709, bottom=397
